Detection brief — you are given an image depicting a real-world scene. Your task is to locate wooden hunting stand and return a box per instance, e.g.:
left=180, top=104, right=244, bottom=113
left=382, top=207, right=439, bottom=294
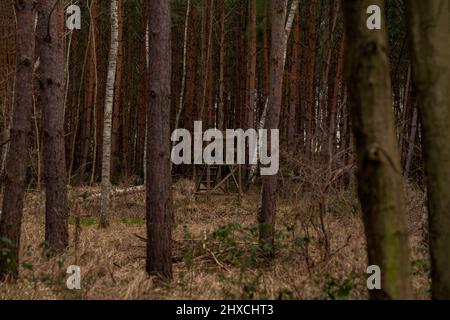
left=194, top=163, right=242, bottom=200
left=194, top=164, right=242, bottom=200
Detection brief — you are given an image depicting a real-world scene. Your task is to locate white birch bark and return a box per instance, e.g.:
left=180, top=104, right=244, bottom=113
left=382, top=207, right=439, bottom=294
left=100, top=0, right=119, bottom=228
left=249, top=1, right=298, bottom=182
left=282, top=0, right=300, bottom=69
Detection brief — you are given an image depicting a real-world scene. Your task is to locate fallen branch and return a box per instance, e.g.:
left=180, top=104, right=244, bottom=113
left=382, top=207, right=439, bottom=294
left=75, top=185, right=145, bottom=201
left=206, top=248, right=231, bottom=272
left=133, top=233, right=147, bottom=242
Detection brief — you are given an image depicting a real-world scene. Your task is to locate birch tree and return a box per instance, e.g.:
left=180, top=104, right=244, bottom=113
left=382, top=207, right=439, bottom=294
left=258, top=0, right=287, bottom=256
left=100, top=0, right=119, bottom=228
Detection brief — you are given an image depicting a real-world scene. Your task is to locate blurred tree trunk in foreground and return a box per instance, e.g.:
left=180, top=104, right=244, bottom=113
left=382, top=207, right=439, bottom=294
left=343, top=0, right=412, bottom=299
left=406, top=0, right=450, bottom=299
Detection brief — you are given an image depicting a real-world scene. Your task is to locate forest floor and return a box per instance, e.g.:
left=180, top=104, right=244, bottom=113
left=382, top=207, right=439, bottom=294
left=0, top=179, right=430, bottom=300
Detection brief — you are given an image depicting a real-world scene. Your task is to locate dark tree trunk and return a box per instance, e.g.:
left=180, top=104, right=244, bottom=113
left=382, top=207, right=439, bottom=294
left=146, top=0, right=174, bottom=281
left=288, top=10, right=301, bottom=149
left=0, top=0, right=35, bottom=280
left=37, top=0, right=69, bottom=251
left=185, top=1, right=198, bottom=133
left=406, top=0, right=450, bottom=299
left=343, top=0, right=412, bottom=299
left=305, top=0, right=317, bottom=155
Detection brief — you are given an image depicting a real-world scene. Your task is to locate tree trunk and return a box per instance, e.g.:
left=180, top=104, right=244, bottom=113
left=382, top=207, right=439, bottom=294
left=174, top=0, right=191, bottom=134
left=305, top=0, right=317, bottom=155
left=100, top=0, right=119, bottom=228
left=136, top=2, right=149, bottom=178
left=404, top=102, right=417, bottom=178
left=0, top=0, right=35, bottom=279
left=343, top=0, right=412, bottom=299
left=246, top=0, right=257, bottom=130
left=198, top=0, right=214, bottom=124
left=37, top=0, right=69, bottom=251
left=406, top=0, right=450, bottom=299
left=258, top=0, right=287, bottom=256
left=146, top=0, right=174, bottom=281
left=287, top=9, right=301, bottom=149
left=328, top=38, right=345, bottom=174
left=112, top=0, right=124, bottom=178
left=185, top=1, right=198, bottom=133
left=217, top=0, right=225, bottom=131
left=78, top=0, right=98, bottom=183
left=263, top=2, right=271, bottom=101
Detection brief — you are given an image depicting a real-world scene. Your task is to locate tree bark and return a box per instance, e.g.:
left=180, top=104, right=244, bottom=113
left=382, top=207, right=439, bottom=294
left=343, top=0, right=412, bottom=299
left=0, top=0, right=35, bottom=279
left=258, top=0, right=287, bottom=256
left=198, top=0, right=214, bottom=125
left=404, top=102, right=417, bottom=178
left=37, top=0, right=69, bottom=251
left=287, top=9, right=301, bottom=149
left=174, top=0, right=191, bottom=135
left=146, top=0, right=174, bottom=281
left=328, top=38, right=345, bottom=174
left=100, top=0, right=119, bottom=228
left=246, top=0, right=257, bottom=130
left=305, top=0, right=317, bottom=155
left=184, top=1, right=198, bottom=133
left=112, top=0, right=124, bottom=178
left=406, top=0, right=450, bottom=299
left=217, top=0, right=225, bottom=131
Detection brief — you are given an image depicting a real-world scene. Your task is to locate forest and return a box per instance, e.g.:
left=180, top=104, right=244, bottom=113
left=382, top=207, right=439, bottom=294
left=0, top=0, right=449, bottom=301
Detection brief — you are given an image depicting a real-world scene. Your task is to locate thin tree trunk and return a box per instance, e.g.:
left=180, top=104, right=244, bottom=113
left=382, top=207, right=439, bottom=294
left=258, top=0, right=287, bottom=256
left=0, top=0, right=35, bottom=279
left=136, top=2, right=149, bottom=178
left=89, top=0, right=99, bottom=185
left=37, top=0, right=69, bottom=251
left=305, top=0, right=317, bottom=155
left=263, top=1, right=271, bottom=101
left=100, top=0, right=119, bottom=228
left=343, top=0, right=412, bottom=299
left=174, top=0, right=191, bottom=133
left=404, top=103, right=417, bottom=178
left=184, top=1, right=197, bottom=133
left=287, top=9, right=300, bottom=148
left=406, top=0, right=450, bottom=299
left=112, top=0, right=124, bottom=178
left=328, top=38, right=344, bottom=174
left=68, top=14, right=93, bottom=182
left=246, top=0, right=257, bottom=130
left=217, top=0, right=225, bottom=131
left=198, top=0, right=214, bottom=124
left=146, top=0, right=174, bottom=281
left=282, top=0, right=300, bottom=68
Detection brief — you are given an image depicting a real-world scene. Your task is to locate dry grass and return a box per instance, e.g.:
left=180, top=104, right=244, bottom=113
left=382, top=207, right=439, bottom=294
left=0, top=179, right=430, bottom=300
